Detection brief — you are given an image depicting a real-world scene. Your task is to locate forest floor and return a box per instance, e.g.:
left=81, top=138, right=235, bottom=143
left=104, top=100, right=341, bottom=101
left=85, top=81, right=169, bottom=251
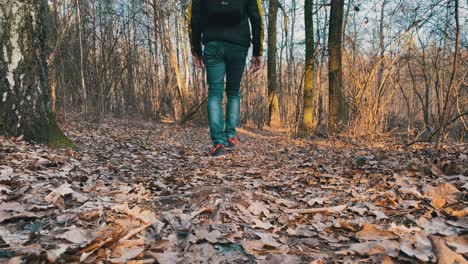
left=0, top=119, right=467, bottom=263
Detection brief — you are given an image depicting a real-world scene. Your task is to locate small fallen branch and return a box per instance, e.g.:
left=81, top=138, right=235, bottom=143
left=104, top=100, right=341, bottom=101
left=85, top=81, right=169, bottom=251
left=284, top=205, right=347, bottom=215
left=121, top=223, right=152, bottom=241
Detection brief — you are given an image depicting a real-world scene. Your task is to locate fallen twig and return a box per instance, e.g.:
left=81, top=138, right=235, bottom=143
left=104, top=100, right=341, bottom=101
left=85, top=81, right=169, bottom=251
left=284, top=205, right=347, bottom=215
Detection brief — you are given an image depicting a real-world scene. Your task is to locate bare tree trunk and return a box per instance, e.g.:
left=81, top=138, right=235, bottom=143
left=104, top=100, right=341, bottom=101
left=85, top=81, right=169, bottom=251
left=436, top=0, right=460, bottom=148
left=268, top=0, right=281, bottom=127
left=161, top=18, right=187, bottom=118
left=328, top=0, right=346, bottom=132
left=301, top=0, right=315, bottom=131
left=76, top=0, right=88, bottom=115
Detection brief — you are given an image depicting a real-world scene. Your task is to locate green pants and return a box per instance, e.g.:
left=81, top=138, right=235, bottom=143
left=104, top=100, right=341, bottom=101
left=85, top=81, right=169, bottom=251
left=203, top=41, right=248, bottom=146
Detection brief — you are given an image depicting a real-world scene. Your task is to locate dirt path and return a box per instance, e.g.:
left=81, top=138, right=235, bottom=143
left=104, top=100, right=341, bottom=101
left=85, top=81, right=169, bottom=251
left=0, top=119, right=466, bottom=263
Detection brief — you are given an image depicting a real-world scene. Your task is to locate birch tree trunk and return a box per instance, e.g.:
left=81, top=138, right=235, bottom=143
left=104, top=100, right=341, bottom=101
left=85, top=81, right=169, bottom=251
left=0, top=0, right=72, bottom=147
left=0, top=0, right=50, bottom=142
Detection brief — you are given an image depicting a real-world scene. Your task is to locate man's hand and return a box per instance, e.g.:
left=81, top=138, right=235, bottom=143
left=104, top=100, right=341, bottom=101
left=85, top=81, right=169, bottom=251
left=250, top=56, right=262, bottom=73
left=193, top=56, right=204, bottom=68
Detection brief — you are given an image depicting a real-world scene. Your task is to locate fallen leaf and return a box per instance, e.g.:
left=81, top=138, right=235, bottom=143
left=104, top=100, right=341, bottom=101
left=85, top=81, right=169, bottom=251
left=356, top=224, right=398, bottom=241
left=0, top=202, right=36, bottom=223
left=399, top=232, right=434, bottom=261
left=47, top=244, right=69, bottom=263
left=424, top=182, right=460, bottom=205
left=0, top=229, right=30, bottom=246
left=350, top=240, right=399, bottom=257
left=57, top=227, right=95, bottom=245
left=242, top=232, right=289, bottom=255
left=147, top=251, right=182, bottom=264
left=431, top=196, right=447, bottom=209
left=0, top=166, right=13, bottom=181
left=348, top=206, right=368, bottom=215
left=259, top=254, right=301, bottom=264
left=430, top=236, right=467, bottom=264
left=307, top=197, right=326, bottom=206
left=444, top=207, right=468, bottom=218
left=417, top=217, right=460, bottom=236
left=194, top=229, right=222, bottom=243
left=108, top=247, right=145, bottom=263
left=248, top=202, right=271, bottom=217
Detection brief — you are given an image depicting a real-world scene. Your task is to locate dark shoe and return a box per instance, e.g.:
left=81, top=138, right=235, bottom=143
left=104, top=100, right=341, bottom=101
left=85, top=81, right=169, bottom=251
left=210, top=144, right=226, bottom=156
left=226, top=136, right=239, bottom=150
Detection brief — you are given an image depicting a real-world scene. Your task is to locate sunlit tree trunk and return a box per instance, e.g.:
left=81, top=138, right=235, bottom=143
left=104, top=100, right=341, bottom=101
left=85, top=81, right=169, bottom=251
left=328, top=0, right=345, bottom=132
left=267, top=0, right=281, bottom=127
left=301, top=0, right=315, bottom=130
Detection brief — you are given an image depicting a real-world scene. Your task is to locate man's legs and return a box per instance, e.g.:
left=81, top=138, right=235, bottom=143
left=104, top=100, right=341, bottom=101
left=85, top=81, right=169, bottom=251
left=224, top=43, right=248, bottom=139
left=204, top=41, right=228, bottom=147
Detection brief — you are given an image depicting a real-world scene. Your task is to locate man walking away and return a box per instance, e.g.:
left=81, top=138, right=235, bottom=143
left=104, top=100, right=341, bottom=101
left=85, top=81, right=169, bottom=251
left=188, top=0, right=264, bottom=156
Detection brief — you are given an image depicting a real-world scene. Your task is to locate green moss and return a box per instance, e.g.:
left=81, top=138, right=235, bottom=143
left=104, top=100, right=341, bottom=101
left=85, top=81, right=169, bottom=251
left=48, top=112, right=75, bottom=149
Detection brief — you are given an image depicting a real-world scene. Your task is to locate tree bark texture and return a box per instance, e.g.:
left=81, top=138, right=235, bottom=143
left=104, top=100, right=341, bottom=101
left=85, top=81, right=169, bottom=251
left=267, top=0, right=281, bottom=127
left=0, top=0, right=50, bottom=142
left=328, top=0, right=346, bottom=131
left=302, top=0, right=314, bottom=130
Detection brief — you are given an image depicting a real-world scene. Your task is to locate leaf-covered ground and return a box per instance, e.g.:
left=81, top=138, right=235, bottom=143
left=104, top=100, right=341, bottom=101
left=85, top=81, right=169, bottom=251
left=0, top=119, right=467, bottom=263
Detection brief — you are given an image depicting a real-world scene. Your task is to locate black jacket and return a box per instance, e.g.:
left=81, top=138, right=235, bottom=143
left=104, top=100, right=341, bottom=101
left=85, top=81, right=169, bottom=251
left=188, top=0, right=264, bottom=57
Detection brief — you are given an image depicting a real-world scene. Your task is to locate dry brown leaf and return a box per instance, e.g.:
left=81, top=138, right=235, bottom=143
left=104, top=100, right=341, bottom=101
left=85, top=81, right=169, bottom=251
left=0, top=202, right=36, bottom=223
left=57, top=227, right=95, bottom=245
left=248, top=202, right=271, bottom=217
left=356, top=224, right=399, bottom=241
left=45, top=184, right=89, bottom=208
left=108, top=246, right=145, bottom=263
left=47, top=244, right=69, bottom=263
left=151, top=239, right=172, bottom=250
left=0, top=165, right=13, bottom=181
left=286, top=225, right=316, bottom=237
left=430, top=236, right=467, bottom=264
left=242, top=240, right=289, bottom=255
left=194, top=229, right=222, bottom=243
left=147, top=251, right=182, bottom=264
left=349, top=240, right=399, bottom=257
left=444, top=207, right=468, bottom=218
left=242, top=232, right=289, bottom=255
left=348, top=206, right=368, bottom=215
left=0, top=228, right=30, bottom=246
left=424, top=182, right=460, bottom=205
left=381, top=256, right=396, bottom=264
left=337, top=219, right=359, bottom=232
left=417, top=217, right=460, bottom=236
left=251, top=218, right=274, bottom=230
left=432, top=196, right=447, bottom=209
left=399, top=232, right=434, bottom=262
left=259, top=254, right=301, bottom=264
left=445, top=235, right=468, bottom=255
left=275, top=198, right=296, bottom=208
left=307, top=197, right=327, bottom=206
left=447, top=241, right=468, bottom=255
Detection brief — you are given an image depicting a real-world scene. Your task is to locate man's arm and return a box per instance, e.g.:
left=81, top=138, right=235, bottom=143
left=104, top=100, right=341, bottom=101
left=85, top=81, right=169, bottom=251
left=188, top=0, right=202, bottom=57
left=247, top=0, right=265, bottom=57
